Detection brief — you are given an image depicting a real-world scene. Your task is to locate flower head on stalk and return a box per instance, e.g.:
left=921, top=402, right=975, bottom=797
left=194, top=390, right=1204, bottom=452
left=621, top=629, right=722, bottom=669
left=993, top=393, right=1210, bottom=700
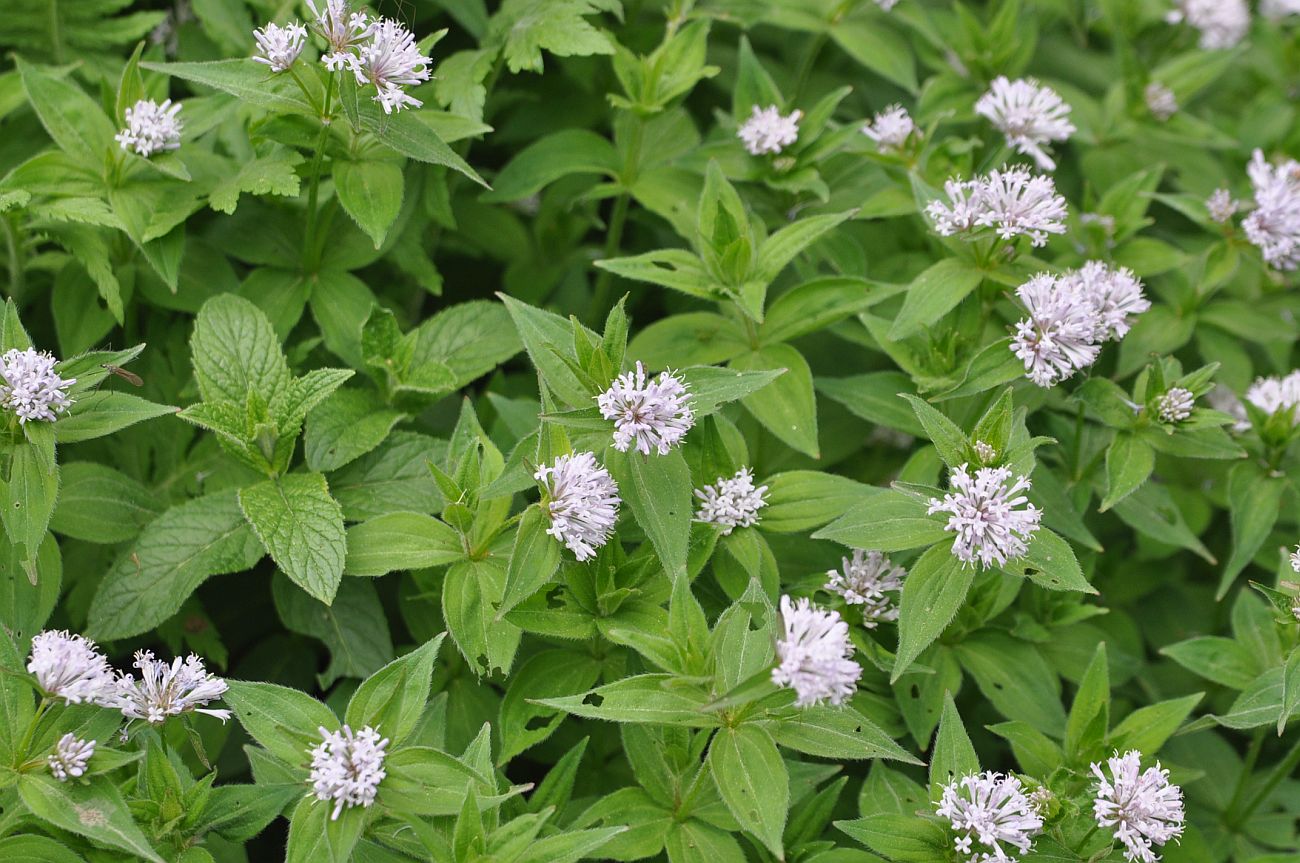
left=927, top=166, right=1068, bottom=247
left=115, top=99, right=183, bottom=157
left=772, top=596, right=862, bottom=706
left=346, top=18, right=432, bottom=113
left=108, top=651, right=231, bottom=724
left=535, top=452, right=620, bottom=561
left=694, top=468, right=768, bottom=535
left=597, top=362, right=694, bottom=455
left=824, top=549, right=905, bottom=628
left=253, top=21, right=308, bottom=72
left=305, top=0, right=372, bottom=70
left=1091, top=751, right=1185, bottom=863
left=928, top=465, right=1041, bottom=569
left=26, top=630, right=114, bottom=705
left=48, top=734, right=95, bottom=781
left=936, top=772, right=1043, bottom=862
left=975, top=77, right=1075, bottom=171
left=738, top=105, right=801, bottom=155
left=309, top=724, right=389, bottom=820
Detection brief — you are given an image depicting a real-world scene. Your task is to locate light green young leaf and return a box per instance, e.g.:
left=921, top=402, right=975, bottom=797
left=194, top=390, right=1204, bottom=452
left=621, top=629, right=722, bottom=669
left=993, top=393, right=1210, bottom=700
left=607, top=447, right=693, bottom=580
left=708, top=725, right=788, bottom=859
left=344, top=512, right=463, bottom=576
left=18, top=775, right=165, bottom=863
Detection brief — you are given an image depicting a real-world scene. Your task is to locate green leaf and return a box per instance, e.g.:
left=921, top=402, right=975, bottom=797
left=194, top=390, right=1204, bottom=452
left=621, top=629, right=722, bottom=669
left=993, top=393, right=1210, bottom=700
left=273, top=574, right=393, bottom=689
left=1109, top=693, right=1202, bottom=754
left=535, top=675, right=716, bottom=725
left=836, top=814, right=948, bottom=862
left=0, top=534, right=60, bottom=644
left=17, top=59, right=116, bottom=163
left=334, top=159, right=405, bottom=248
left=305, top=388, right=406, bottom=472
left=1065, top=643, right=1110, bottom=760
left=954, top=633, right=1066, bottom=735
left=191, top=294, right=290, bottom=404
left=88, top=490, right=264, bottom=640
left=762, top=472, right=883, bottom=533
left=498, top=504, right=563, bottom=619
left=1001, top=528, right=1094, bottom=593
left=1100, top=433, right=1154, bottom=512
left=828, top=17, right=917, bottom=92
left=239, top=473, right=346, bottom=604
left=607, top=447, right=692, bottom=580
left=344, top=512, right=463, bottom=576
left=892, top=542, right=972, bottom=682
left=754, top=211, right=857, bottom=284
left=0, top=440, right=58, bottom=561
left=285, top=795, right=365, bottom=863
left=443, top=558, right=522, bottom=677
left=813, top=490, right=948, bottom=554
left=141, top=59, right=315, bottom=116
left=224, top=679, right=337, bottom=765
left=817, top=372, right=925, bottom=437
left=900, top=394, right=968, bottom=467
left=483, top=129, right=619, bottom=201
left=345, top=634, right=444, bottom=743
left=929, top=694, right=978, bottom=794
left=759, top=277, right=888, bottom=345
left=678, top=366, right=785, bottom=418
left=708, top=725, right=788, bottom=858
left=54, top=392, right=177, bottom=443
left=499, top=650, right=602, bottom=764
left=770, top=705, right=919, bottom=763
left=1160, top=636, right=1260, bottom=690
left=352, top=104, right=486, bottom=187
left=18, top=775, right=165, bottom=863
left=889, top=259, right=984, bottom=340
left=731, top=344, right=820, bottom=458
left=1219, top=464, right=1285, bottom=598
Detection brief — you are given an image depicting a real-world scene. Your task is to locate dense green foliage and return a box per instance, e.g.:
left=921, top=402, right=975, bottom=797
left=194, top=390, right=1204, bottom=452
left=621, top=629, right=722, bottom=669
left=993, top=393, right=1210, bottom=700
left=0, top=1, right=1298, bottom=862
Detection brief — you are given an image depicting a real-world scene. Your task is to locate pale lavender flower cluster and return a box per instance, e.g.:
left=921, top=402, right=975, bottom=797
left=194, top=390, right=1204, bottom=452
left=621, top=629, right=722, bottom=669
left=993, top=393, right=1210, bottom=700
left=975, top=77, right=1075, bottom=171
left=936, top=772, right=1044, bottom=862
left=1206, top=188, right=1238, bottom=223
left=26, top=631, right=230, bottom=726
left=1091, top=751, right=1185, bottom=863
left=303, top=1, right=431, bottom=113
left=824, top=549, right=905, bottom=628
left=772, top=596, right=862, bottom=707
left=1243, top=149, right=1300, bottom=270
left=115, top=99, right=183, bottom=157
left=738, top=105, right=802, bottom=155
left=862, top=104, right=915, bottom=151
left=694, top=467, right=768, bottom=535
left=1263, top=0, right=1300, bottom=20
left=1244, top=370, right=1300, bottom=425
left=1156, top=388, right=1195, bottom=423
left=309, top=724, right=389, bottom=820
left=253, top=21, right=308, bottom=72
left=929, top=465, right=1041, bottom=569
left=106, top=650, right=231, bottom=724
left=48, top=734, right=95, bottom=782
left=0, top=348, right=75, bottom=423
left=597, top=362, right=694, bottom=455
left=535, top=452, right=621, bottom=561
left=927, top=165, right=1068, bottom=247
left=1291, top=544, right=1300, bottom=573
left=27, top=630, right=114, bottom=704
left=1010, top=263, right=1149, bottom=388
left=1144, top=83, right=1178, bottom=122
left=1166, top=0, right=1251, bottom=50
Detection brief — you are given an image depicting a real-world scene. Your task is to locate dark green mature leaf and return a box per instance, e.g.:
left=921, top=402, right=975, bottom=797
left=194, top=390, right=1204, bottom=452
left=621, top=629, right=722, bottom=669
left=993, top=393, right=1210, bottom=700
left=892, top=542, right=972, bottom=682
left=608, top=448, right=692, bottom=580
left=53, top=392, right=177, bottom=443
left=344, top=512, right=463, bottom=576
left=345, top=634, right=444, bottom=743
left=708, top=725, right=788, bottom=858
left=273, top=574, right=393, bottom=688
left=18, top=775, right=165, bottom=863
left=88, top=490, right=265, bottom=640
left=732, top=344, right=819, bottom=457
left=889, top=259, right=984, bottom=339
left=142, top=60, right=316, bottom=116
left=498, top=504, right=563, bottom=619
left=239, top=473, right=346, bottom=604
left=929, top=694, right=978, bottom=794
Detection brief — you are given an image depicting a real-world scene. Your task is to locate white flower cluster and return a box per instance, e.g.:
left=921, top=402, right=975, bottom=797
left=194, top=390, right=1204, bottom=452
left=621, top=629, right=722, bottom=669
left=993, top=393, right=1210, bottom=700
left=253, top=21, right=308, bottom=72
left=863, top=104, right=915, bottom=151
left=874, top=0, right=900, bottom=9
left=26, top=631, right=230, bottom=726
left=738, top=105, right=802, bottom=155
left=1244, top=370, right=1300, bottom=425
left=1092, top=751, right=1185, bottom=863
left=936, top=772, right=1044, bottom=863
left=1243, top=149, right=1300, bottom=270
left=825, top=549, right=905, bottom=628
left=597, top=362, right=694, bottom=455
left=27, top=630, right=114, bottom=704
left=1144, top=83, right=1178, bottom=122
left=929, top=465, right=1042, bottom=569
left=975, top=77, right=1075, bottom=171
left=535, top=452, right=621, bottom=561
left=309, top=724, right=389, bottom=820
left=694, top=467, right=769, bottom=535
left=1206, top=188, right=1238, bottom=223
left=927, top=165, right=1068, bottom=247
left=0, top=347, right=75, bottom=423
left=1291, top=544, right=1300, bottom=573
left=106, top=650, right=231, bottom=724
left=48, top=733, right=95, bottom=782
left=1010, top=262, right=1149, bottom=388
left=973, top=440, right=998, bottom=463
left=772, top=596, right=862, bottom=707
left=1263, top=0, right=1300, bottom=20
left=1156, top=388, right=1195, bottom=423
left=115, top=99, right=183, bottom=158
left=302, top=1, right=431, bottom=113
left=1166, top=0, right=1251, bottom=50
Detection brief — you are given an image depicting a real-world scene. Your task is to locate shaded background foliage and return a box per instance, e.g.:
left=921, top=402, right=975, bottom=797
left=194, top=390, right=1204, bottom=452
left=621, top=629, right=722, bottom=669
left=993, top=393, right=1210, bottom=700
left=0, top=0, right=1298, bottom=862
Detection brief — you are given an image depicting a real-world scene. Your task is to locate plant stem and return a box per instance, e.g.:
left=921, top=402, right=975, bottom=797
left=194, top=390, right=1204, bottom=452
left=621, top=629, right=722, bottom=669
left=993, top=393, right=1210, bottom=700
left=1224, top=728, right=1265, bottom=820
left=1, top=216, right=23, bottom=303
left=302, top=71, right=337, bottom=271
left=590, top=114, right=644, bottom=324
left=1228, top=736, right=1300, bottom=828
left=16, top=697, right=50, bottom=763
